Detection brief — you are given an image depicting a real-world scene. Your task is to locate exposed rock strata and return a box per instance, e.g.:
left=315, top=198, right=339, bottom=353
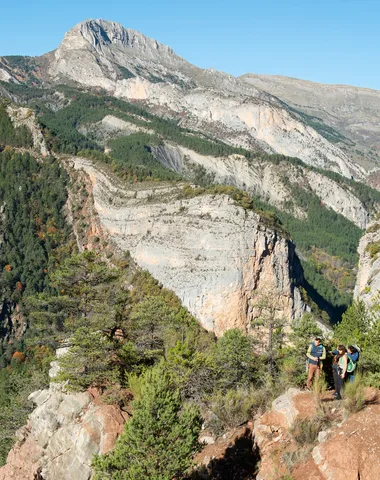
left=80, top=113, right=371, bottom=228
left=72, top=157, right=306, bottom=336
left=354, top=221, right=380, bottom=305
left=241, top=73, right=380, bottom=153
left=151, top=141, right=369, bottom=228
left=0, top=350, right=128, bottom=480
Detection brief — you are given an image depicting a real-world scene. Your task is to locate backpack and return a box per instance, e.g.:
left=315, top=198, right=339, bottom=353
left=347, top=356, right=356, bottom=373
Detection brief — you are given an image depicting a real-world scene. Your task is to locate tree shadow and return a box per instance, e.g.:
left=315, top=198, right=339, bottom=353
left=187, top=428, right=260, bottom=480
left=289, top=243, right=347, bottom=325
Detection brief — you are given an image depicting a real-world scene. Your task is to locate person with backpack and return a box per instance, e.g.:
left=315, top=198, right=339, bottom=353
left=332, top=345, right=348, bottom=399
left=347, top=345, right=360, bottom=383
left=306, top=337, right=326, bottom=389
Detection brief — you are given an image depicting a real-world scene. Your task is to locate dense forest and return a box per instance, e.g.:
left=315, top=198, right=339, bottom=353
left=0, top=148, right=69, bottom=462
left=0, top=107, right=70, bottom=462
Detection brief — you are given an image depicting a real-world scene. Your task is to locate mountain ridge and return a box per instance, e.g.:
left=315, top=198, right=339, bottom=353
left=0, top=18, right=367, bottom=180
left=241, top=73, right=380, bottom=170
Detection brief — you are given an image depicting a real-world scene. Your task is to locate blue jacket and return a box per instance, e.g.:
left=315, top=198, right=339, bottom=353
left=348, top=352, right=359, bottom=363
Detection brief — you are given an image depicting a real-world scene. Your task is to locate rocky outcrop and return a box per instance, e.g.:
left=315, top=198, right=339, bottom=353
left=0, top=67, right=15, bottom=83
left=303, top=170, right=369, bottom=228
left=354, top=221, right=380, bottom=305
left=6, top=105, right=49, bottom=156
left=253, top=388, right=380, bottom=480
left=71, top=157, right=306, bottom=336
left=254, top=388, right=316, bottom=480
left=311, top=400, right=380, bottom=480
left=0, top=350, right=128, bottom=480
left=241, top=73, right=380, bottom=155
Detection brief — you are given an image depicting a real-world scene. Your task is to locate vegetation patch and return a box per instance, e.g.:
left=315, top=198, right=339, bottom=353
left=118, top=65, right=135, bottom=80
left=366, top=223, right=380, bottom=234
left=365, top=241, right=380, bottom=259
left=0, top=103, right=33, bottom=148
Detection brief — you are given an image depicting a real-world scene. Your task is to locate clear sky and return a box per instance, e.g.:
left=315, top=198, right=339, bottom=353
left=1, top=0, right=379, bottom=89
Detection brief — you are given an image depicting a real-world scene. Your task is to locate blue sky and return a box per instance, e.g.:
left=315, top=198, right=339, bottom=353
left=1, top=0, right=379, bottom=89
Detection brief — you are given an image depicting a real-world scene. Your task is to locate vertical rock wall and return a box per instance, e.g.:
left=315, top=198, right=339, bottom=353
left=354, top=221, right=380, bottom=306
left=73, top=158, right=306, bottom=336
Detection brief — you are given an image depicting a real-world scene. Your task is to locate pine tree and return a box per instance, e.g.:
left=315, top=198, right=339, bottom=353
left=251, top=292, right=285, bottom=377
left=334, top=299, right=370, bottom=345
left=213, top=328, right=255, bottom=390
left=93, top=364, right=202, bottom=480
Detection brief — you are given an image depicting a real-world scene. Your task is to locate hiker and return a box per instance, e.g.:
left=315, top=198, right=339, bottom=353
left=332, top=345, right=348, bottom=399
left=347, top=345, right=360, bottom=383
left=306, top=337, right=326, bottom=389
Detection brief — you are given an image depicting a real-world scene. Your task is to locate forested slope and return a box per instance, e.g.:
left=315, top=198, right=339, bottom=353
left=5, top=84, right=375, bottom=317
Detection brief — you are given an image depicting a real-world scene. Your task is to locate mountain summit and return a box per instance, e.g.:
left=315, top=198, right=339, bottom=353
left=59, top=19, right=182, bottom=65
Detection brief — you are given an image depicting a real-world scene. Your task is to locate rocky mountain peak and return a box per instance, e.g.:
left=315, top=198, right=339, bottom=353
left=60, top=19, right=178, bottom=62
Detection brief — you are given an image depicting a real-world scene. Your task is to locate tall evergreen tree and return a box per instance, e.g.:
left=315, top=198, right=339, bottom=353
left=93, top=364, right=202, bottom=480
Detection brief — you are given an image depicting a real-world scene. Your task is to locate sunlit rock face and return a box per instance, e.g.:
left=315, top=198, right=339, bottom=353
left=73, top=157, right=306, bottom=337
left=354, top=221, right=380, bottom=306
left=0, top=348, right=128, bottom=480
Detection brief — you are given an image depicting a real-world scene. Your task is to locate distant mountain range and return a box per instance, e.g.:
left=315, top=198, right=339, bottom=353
left=1, top=18, right=380, bottom=179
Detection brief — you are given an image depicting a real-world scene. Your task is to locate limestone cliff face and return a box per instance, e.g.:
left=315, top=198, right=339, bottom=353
left=151, top=140, right=369, bottom=228
left=0, top=349, right=128, bottom=480
left=354, top=221, right=380, bottom=306
left=85, top=114, right=370, bottom=228
left=71, top=157, right=306, bottom=336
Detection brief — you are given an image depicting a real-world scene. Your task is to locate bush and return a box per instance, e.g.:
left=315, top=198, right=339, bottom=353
left=212, top=329, right=256, bottom=390
left=282, top=448, right=311, bottom=473
left=311, top=374, right=327, bottom=409
left=343, top=376, right=365, bottom=414
left=289, top=414, right=327, bottom=446
left=290, top=417, right=319, bottom=445
left=365, top=241, right=380, bottom=259
left=366, top=223, right=380, bottom=234
left=208, top=388, right=255, bottom=435
left=365, top=372, right=380, bottom=388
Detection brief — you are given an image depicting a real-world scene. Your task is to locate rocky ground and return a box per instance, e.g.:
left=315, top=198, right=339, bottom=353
left=255, top=387, right=380, bottom=480
left=2, top=352, right=379, bottom=480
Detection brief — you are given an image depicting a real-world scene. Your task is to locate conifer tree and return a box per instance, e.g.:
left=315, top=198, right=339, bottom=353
left=93, top=364, right=202, bottom=480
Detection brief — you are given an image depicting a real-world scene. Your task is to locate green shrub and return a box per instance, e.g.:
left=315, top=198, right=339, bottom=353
left=365, top=372, right=380, bottom=388
left=212, top=329, right=256, bottom=390
left=93, top=365, right=202, bottom=480
left=311, top=374, right=327, bottom=409
left=343, top=376, right=365, bottom=414
left=208, top=388, right=255, bottom=435
left=289, top=414, right=326, bottom=446
left=365, top=241, right=380, bottom=259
